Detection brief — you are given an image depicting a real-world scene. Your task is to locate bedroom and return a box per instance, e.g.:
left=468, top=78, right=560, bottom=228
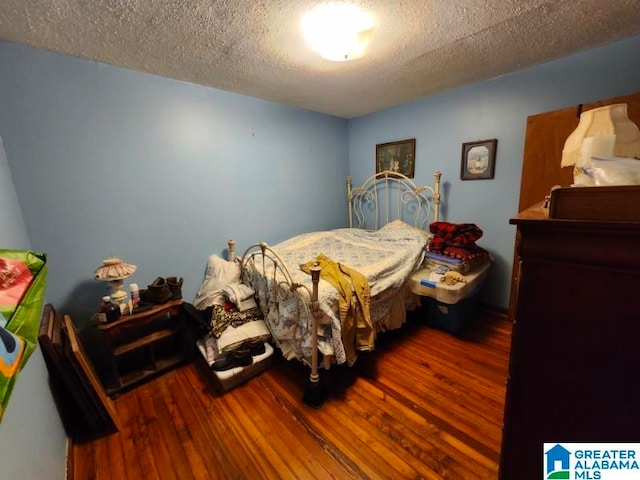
left=1, top=1, right=640, bottom=478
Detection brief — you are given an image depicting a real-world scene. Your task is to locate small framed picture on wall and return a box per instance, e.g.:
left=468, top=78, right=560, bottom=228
left=376, top=138, right=416, bottom=178
left=460, top=139, right=497, bottom=180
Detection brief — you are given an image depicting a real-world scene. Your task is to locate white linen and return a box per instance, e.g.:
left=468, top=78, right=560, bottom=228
left=223, top=282, right=257, bottom=311
left=247, top=220, right=429, bottom=365
left=216, top=319, right=271, bottom=353
left=193, top=254, right=240, bottom=309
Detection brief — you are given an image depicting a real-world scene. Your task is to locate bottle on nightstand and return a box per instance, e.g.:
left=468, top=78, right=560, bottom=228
left=95, top=296, right=111, bottom=324
left=105, top=297, right=121, bottom=323
left=129, top=283, right=140, bottom=311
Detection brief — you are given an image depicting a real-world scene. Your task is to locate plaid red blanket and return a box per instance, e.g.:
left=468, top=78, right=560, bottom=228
left=427, top=222, right=489, bottom=263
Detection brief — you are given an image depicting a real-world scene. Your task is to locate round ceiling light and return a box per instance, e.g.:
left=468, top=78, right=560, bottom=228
left=301, top=3, right=374, bottom=62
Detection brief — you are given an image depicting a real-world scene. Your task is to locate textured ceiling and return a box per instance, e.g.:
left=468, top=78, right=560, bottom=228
left=1, top=1, right=640, bottom=118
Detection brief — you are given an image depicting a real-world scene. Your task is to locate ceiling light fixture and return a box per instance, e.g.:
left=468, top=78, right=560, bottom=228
left=301, top=3, right=374, bottom=62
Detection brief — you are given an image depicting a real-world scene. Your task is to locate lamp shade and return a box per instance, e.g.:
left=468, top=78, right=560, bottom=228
left=94, top=258, right=136, bottom=280
left=94, top=257, right=136, bottom=303
left=561, top=103, right=640, bottom=168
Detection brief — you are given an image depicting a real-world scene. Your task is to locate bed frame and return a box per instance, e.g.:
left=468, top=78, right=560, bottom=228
left=348, top=170, right=441, bottom=229
left=228, top=170, right=441, bottom=407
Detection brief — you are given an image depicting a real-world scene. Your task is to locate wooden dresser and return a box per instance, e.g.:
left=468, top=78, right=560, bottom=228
left=508, top=90, right=640, bottom=317
left=499, top=203, right=640, bottom=479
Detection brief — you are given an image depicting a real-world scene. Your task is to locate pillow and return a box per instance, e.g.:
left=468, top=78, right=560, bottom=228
left=380, top=219, right=430, bottom=240
left=193, top=254, right=240, bottom=310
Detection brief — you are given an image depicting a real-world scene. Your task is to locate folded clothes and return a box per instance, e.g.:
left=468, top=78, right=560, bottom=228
left=424, top=251, right=463, bottom=265
left=425, top=247, right=490, bottom=274
left=223, top=282, right=257, bottom=311
left=438, top=244, right=490, bottom=262
left=428, top=222, right=484, bottom=252
left=429, top=221, right=484, bottom=242
left=217, top=320, right=271, bottom=353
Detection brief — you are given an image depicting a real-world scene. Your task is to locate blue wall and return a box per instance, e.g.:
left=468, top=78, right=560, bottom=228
left=0, top=42, right=349, bottom=324
left=1, top=33, right=640, bottom=480
left=0, top=138, right=67, bottom=479
left=349, top=34, right=640, bottom=308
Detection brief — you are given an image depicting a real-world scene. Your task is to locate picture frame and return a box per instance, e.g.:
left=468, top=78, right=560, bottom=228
left=376, top=138, right=416, bottom=178
left=460, top=138, right=497, bottom=180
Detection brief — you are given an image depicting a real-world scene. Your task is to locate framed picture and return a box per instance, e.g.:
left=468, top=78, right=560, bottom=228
left=460, top=139, right=497, bottom=180
left=376, top=139, right=416, bottom=178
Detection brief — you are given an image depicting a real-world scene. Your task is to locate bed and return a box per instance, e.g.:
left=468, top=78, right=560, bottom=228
left=228, top=170, right=442, bottom=407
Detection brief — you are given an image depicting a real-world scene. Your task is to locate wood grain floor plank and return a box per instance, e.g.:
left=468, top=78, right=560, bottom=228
left=105, top=429, right=127, bottom=480
left=345, top=376, right=496, bottom=479
left=256, top=373, right=369, bottom=479
left=181, top=366, right=270, bottom=479
left=371, top=358, right=503, bottom=454
left=127, top=392, right=163, bottom=480
left=72, top=439, right=94, bottom=480
left=136, top=386, right=183, bottom=479
left=72, top=309, right=511, bottom=480
left=159, top=372, right=218, bottom=479
left=110, top=390, right=144, bottom=480
left=241, top=385, right=344, bottom=479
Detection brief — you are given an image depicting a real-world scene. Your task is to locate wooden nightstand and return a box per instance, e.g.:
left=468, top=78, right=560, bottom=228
left=98, top=299, right=191, bottom=396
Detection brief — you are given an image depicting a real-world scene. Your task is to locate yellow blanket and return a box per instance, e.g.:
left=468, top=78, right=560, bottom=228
left=300, top=253, right=372, bottom=366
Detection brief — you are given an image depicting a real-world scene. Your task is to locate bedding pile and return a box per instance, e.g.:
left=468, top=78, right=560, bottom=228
left=426, top=222, right=490, bottom=273
left=192, top=254, right=271, bottom=371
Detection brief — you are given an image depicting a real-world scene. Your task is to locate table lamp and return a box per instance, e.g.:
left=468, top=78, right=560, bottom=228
left=94, top=257, right=137, bottom=305
left=561, top=103, right=640, bottom=168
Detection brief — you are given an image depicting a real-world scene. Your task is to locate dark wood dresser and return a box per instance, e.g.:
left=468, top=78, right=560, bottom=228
left=499, top=203, right=640, bottom=479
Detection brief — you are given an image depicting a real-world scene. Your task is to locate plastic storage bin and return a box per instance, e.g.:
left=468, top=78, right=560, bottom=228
left=420, top=288, right=483, bottom=334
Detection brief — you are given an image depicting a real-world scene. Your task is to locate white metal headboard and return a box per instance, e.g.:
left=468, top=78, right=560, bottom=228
left=347, top=170, right=441, bottom=230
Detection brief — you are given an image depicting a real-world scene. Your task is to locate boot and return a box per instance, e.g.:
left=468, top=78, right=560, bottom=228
left=166, top=276, right=183, bottom=300
left=211, top=347, right=253, bottom=371
left=245, top=339, right=266, bottom=356
left=142, top=277, right=171, bottom=304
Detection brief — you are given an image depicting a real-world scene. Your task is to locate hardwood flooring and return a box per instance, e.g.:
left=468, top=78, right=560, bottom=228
left=71, top=309, right=511, bottom=479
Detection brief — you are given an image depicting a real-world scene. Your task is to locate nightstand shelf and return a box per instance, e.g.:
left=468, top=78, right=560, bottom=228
left=98, top=299, right=191, bottom=396
left=112, top=329, right=175, bottom=356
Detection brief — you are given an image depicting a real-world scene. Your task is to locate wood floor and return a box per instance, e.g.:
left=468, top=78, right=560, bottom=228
left=71, top=309, right=511, bottom=480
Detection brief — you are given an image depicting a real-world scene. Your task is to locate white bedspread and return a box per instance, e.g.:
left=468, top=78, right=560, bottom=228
left=247, top=220, right=429, bottom=365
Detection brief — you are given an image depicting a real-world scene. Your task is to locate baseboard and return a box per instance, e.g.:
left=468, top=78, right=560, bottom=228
left=66, top=436, right=74, bottom=480
left=478, top=302, right=510, bottom=321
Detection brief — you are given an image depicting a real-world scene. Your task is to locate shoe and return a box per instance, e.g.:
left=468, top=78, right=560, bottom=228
left=211, top=348, right=253, bottom=371
left=166, top=276, right=183, bottom=300
left=245, top=339, right=266, bottom=356
left=231, top=348, right=253, bottom=367
left=142, top=277, right=172, bottom=304
left=212, top=354, right=236, bottom=372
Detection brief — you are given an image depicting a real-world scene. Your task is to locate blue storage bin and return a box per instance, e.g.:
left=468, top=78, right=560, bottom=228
left=420, top=287, right=482, bottom=335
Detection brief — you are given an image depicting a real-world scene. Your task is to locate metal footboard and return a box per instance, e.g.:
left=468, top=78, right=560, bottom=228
left=229, top=239, right=328, bottom=407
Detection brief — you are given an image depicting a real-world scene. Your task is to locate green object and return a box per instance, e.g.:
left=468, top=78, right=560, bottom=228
left=0, top=250, right=47, bottom=420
